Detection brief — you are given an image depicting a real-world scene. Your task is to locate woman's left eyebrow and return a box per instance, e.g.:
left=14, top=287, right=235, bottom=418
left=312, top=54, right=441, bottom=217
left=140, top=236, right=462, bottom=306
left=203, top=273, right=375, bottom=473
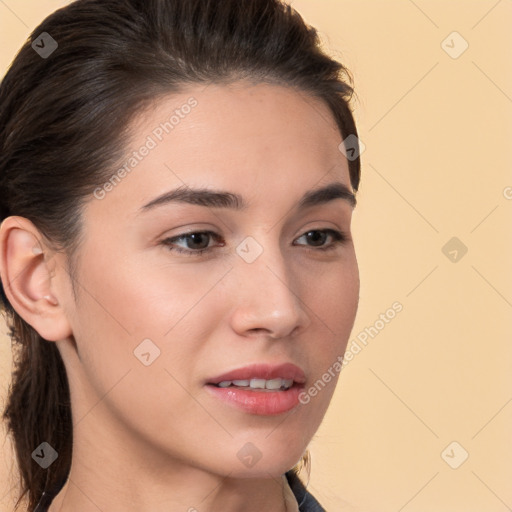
left=140, top=181, right=356, bottom=212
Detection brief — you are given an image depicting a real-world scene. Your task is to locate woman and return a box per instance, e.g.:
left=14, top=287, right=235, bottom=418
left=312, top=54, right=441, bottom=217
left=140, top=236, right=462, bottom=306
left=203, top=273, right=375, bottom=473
left=0, top=0, right=362, bottom=510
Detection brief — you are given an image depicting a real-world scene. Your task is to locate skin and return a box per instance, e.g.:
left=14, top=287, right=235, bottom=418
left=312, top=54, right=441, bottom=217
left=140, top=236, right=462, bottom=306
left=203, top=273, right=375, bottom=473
left=0, top=81, right=359, bottom=512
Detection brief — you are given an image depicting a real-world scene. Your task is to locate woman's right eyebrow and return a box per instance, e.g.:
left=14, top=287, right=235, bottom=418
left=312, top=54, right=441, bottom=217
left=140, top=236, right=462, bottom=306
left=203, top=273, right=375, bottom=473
left=139, top=182, right=356, bottom=213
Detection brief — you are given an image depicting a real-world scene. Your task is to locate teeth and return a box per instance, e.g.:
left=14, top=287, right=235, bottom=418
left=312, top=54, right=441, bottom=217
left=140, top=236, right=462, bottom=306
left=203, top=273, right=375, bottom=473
left=250, top=378, right=266, bottom=389
left=216, top=378, right=294, bottom=390
left=232, top=380, right=250, bottom=386
left=265, top=378, right=285, bottom=390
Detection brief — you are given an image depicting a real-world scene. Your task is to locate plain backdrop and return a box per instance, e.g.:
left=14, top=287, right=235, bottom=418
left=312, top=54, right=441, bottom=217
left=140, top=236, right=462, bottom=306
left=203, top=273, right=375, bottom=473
left=1, top=1, right=511, bottom=511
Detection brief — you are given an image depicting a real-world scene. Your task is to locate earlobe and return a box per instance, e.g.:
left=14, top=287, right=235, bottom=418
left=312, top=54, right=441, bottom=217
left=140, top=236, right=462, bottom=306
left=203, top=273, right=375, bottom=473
left=0, top=216, right=72, bottom=341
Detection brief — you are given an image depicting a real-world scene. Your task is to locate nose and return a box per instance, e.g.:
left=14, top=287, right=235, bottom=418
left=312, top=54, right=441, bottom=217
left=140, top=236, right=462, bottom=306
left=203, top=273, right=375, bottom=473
left=229, top=238, right=311, bottom=339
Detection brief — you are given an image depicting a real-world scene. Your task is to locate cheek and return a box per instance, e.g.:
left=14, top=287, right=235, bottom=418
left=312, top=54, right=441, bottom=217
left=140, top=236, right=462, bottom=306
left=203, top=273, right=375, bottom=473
left=68, top=252, right=233, bottom=400
left=75, top=250, right=231, bottom=339
left=67, top=256, right=235, bottom=456
left=299, top=254, right=359, bottom=400
left=304, top=253, right=359, bottom=346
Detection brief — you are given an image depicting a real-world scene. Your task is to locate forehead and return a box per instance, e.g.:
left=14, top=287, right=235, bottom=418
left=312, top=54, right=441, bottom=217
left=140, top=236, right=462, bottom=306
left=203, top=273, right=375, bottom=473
left=88, top=81, right=351, bottom=218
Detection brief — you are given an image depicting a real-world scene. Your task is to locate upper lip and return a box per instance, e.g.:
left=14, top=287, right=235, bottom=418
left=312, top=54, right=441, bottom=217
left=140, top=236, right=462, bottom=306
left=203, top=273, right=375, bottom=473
left=206, top=363, right=306, bottom=385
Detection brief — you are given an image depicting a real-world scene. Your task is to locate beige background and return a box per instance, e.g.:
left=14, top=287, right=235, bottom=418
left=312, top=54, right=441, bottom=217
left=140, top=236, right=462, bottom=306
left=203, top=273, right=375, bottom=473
left=1, top=1, right=511, bottom=511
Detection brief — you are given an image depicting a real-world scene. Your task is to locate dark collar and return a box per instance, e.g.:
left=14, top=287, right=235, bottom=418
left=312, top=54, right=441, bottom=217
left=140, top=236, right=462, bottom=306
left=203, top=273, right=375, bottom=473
left=285, top=470, right=326, bottom=512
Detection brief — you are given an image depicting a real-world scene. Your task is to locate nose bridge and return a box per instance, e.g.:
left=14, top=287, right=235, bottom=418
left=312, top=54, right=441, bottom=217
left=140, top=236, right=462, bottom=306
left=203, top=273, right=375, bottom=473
left=230, top=233, right=310, bottom=337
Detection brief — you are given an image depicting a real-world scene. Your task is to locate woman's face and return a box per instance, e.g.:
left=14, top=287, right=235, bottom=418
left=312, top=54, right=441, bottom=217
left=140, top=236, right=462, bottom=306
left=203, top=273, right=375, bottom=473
left=57, top=81, right=359, bottom=478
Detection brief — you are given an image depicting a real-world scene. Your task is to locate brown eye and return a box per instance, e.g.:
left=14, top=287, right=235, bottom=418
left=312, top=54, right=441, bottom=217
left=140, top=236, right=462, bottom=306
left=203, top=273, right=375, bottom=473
left=294, top=229, right=347, bottom=251
left=161, top=228, right=347, bottom=257
left=161, top=231, right=223, bottom=256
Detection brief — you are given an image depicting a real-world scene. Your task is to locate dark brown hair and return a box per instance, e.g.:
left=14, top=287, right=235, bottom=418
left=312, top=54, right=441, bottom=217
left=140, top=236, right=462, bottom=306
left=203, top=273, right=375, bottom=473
left=0, top=0, right=361, bottom=510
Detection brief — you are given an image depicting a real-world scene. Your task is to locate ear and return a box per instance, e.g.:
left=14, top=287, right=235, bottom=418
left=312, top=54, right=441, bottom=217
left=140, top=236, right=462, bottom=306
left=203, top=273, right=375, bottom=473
left=0, top=216, right=73, bottom=341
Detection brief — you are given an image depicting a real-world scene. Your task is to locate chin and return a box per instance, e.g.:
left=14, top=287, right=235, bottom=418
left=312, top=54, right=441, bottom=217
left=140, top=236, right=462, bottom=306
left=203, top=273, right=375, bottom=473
left=223, top=439, right=308, bottom=479
left=226, top=461, right=300, bottom=479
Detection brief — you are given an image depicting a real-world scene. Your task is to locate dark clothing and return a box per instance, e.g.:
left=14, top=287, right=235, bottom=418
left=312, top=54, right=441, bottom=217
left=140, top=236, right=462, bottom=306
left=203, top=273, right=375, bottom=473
left=285, top=470, right=327, bottom=511
left=33, top=470, right=326, bottom=511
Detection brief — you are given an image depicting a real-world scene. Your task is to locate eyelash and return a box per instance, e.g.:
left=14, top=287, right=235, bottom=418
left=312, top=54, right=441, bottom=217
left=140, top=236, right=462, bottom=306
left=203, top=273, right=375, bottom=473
left=160, top=229, right=348, bottom=257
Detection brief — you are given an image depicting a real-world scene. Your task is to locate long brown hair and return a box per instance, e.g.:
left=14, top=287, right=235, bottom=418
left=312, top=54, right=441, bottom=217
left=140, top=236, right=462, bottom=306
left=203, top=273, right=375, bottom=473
left=0, top=0, right=361, bottom=510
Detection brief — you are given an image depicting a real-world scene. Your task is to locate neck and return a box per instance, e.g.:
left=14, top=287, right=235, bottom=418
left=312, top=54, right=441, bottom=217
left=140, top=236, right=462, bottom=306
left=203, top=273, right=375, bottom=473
left=47, top=407, right=289, bottom=512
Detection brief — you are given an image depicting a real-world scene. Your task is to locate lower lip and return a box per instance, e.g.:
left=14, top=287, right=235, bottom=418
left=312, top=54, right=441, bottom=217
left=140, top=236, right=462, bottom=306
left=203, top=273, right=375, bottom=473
left=205, top=384, right=304, bottom=415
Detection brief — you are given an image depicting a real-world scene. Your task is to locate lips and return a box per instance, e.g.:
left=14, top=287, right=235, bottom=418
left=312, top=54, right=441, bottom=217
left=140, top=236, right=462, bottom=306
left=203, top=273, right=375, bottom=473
left=206, top=362, right=306, bottom=386
left=204, top=363, right=307, bottom=415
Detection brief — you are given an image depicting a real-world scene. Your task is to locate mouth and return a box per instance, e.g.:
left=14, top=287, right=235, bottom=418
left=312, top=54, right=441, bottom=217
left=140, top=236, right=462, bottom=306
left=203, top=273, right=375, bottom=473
left=208, top=377, right=295, bottom=391
left=204, top=362, right=306, bottom=415
left=206, top=362, right=306, bottom=386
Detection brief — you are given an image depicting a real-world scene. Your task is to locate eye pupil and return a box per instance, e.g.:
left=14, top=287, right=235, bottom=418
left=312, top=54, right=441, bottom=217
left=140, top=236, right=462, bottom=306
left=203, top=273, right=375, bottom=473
left=187, top=233, right=209, bottom=249
left=306, top=230, right=327, bottom=246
